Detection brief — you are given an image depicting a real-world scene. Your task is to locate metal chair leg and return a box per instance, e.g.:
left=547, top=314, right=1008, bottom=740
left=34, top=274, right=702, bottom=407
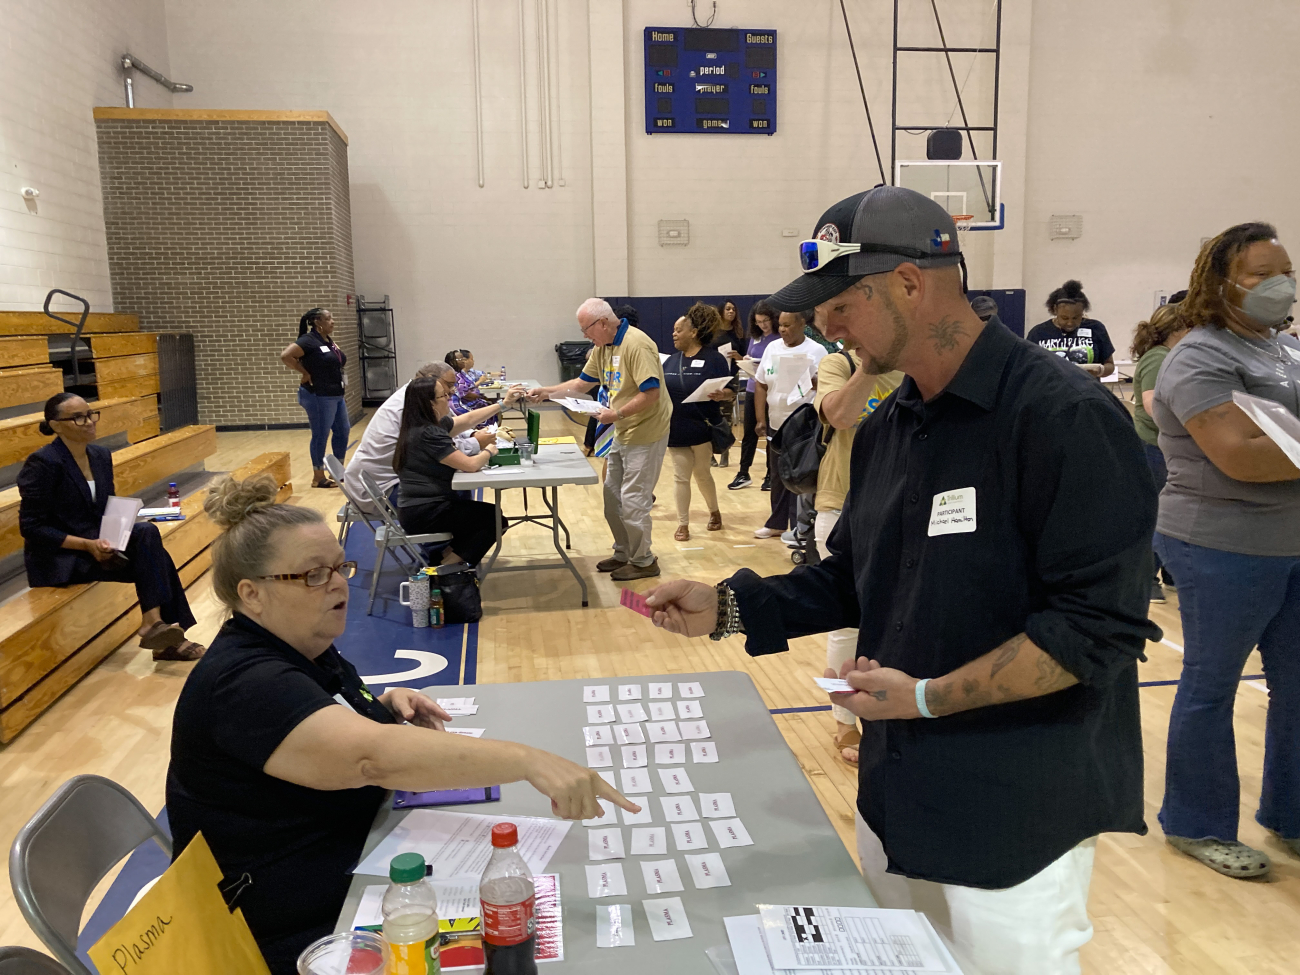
left=367, top=541, right=385, bottom=615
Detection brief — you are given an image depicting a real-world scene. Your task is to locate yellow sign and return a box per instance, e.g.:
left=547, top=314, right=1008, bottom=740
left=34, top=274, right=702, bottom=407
left=89, top=833, right=271, bottom=975
left=537, top=436, right=576, bottom=445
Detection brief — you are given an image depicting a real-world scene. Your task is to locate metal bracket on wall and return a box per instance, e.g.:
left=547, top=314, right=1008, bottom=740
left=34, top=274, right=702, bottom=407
left=119, top=54, right=193, bottom=108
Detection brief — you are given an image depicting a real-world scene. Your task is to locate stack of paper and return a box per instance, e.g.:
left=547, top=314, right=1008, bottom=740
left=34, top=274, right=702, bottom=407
left=100, top=496, right=143, bottom=551
left=554, top=397, right=604, bottom=414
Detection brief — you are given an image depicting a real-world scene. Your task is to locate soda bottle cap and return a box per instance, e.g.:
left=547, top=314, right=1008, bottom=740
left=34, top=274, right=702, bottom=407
left=389, top=851, right=426, bottom=883
left=491, top=822, right=519, bottom=848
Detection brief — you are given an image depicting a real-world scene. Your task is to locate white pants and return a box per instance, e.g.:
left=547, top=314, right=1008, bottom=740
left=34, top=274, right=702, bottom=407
left=815, top=509, right=858, bottom=725
left=603, top=435, right=668, bottom=567
left=856, top=813, right=1096, bottom=975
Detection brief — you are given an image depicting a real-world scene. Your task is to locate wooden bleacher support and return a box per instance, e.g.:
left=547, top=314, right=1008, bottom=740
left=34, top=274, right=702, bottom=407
left=0, top=451, right=292, bottom=742
left=0, top=396, right=158, bottom=468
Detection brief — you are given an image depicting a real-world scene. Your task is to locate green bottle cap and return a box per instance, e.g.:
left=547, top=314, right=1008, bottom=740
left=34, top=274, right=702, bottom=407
left=389, top=852, right=426, bottom=883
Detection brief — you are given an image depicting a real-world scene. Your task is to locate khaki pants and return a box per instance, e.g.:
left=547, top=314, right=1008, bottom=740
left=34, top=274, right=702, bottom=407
left=669, top=443, right=719, bottom=526
left=603, top=435, right=668, bottom=567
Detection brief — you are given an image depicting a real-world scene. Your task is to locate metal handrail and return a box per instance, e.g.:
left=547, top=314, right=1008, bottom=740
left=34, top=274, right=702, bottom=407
left=42, top=290, right=89, bottom=386
left=120, top=54, right=193, bottom=107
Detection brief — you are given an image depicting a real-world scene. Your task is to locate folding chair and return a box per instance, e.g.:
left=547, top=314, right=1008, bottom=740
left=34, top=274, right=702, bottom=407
left=358, top=469, right=452, bottom=615
left=324, top=455, right=373, bottom=546
left=0, top=947, right=71, bottom=975
left=9, top=776, right=172, bottom=975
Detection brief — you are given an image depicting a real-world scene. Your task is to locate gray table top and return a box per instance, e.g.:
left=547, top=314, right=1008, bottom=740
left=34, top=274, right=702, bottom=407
left=336, top=672, right=873, bottom=972
left=452, top=442, right=599, bottom=491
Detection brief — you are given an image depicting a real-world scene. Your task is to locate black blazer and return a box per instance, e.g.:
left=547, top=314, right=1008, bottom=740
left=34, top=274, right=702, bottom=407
left=17, top=439, right=114, bottom=587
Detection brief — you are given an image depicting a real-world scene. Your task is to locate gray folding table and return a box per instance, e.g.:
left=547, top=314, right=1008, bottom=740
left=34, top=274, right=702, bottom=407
left=335, top=672, right=875, bottom=972
left=452, top=442, right=598, bottom=606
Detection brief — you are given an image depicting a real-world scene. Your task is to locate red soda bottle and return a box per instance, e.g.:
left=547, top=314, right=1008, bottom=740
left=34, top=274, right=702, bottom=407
left=479, top=823, right=536, bottom=975
left=167, top=482, right=181, bottom=509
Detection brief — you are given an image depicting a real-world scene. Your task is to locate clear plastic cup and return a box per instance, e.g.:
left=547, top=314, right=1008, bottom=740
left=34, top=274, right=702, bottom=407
left=296, top=931, right=387, bottom=975
left=519, top=442, right=535, bottom=465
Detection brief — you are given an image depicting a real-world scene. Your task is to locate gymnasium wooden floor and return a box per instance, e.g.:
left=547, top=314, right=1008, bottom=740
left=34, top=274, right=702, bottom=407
left=0, top=409, right=1296, bottom=973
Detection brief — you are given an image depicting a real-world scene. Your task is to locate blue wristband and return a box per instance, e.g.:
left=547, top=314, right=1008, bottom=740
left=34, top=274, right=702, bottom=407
left=915, top=678, right=936, bottom=719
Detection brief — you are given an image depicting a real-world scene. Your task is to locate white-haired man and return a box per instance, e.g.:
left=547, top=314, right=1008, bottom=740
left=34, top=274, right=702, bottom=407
left=529, top=299, right=671, bottom=580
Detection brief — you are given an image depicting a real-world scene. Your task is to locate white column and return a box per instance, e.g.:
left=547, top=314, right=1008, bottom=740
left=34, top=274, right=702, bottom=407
left=587, top=0, right=629, bottom=295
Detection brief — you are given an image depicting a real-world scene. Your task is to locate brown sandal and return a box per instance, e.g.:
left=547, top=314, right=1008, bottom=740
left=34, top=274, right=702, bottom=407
left=153, top=640, right=206, bottom=662
left=139, top=621, right=186, bottom=651
left=312, top=477, right=338, bottom=489
left=834, top=726, right=861, bottom=768
left=674, top=525, right=690, bottom=542
left=707, top=511, right=723, bottom=531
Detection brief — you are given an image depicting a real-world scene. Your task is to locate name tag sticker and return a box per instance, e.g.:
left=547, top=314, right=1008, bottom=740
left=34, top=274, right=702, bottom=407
left=612, top=355, right=621, bottom=368
left=691, top=359, right=705, bottom=367
left=927, top=486, right=977, bottom=537
left=1076, top=327, right=1092, bottom=337
left=320, top=345, right=331, bottom=353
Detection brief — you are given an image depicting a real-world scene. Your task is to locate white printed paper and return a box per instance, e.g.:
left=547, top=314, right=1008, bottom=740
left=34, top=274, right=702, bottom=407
left=618, top=684, right=643, bottom=700
left=353, top=881, right=484, bottom=926
left=621, top=744, right=648, bottom=768
left=643, top=896, right=693, bottom=941
left=614, top=723, right=646, bottom=744
left=709, top=818, right=754, bottom=849
left=927, top=486, right=977, bottom=537
left=585, top=862, right=627, bottom=898
left=99, top=496, right=143, bottom=551
left=655, top=743, right=685, bottom=764
left=620, top=768, right=653, bottom=794
left=671, top=821, right=709, bottom=851
left=445, top=727, right=486, bottom=738
left=586, top=746, right=613, bottom=769
left=658, top=352, right=671, bottom=364
left=587, top=705, right=615, bottom=723
left=698, top=793, right=735, bottom=819
left=583, top=726, right=614, bottom=746
left=757, top=904, right=952, bottom=972
left=640, top=860, right=684, bottom=894
left=621, top=798, right=654, bottom=826
left=678, top=720, right=711, bottom=740
left=675, top=700, right=703, bottom=720
left=554, top=396, right=603, bottom=414
left=588, top=828, right=626, bottom=861
left=678, top=682, right=705, bottom=698
left=649, top=682, right=673, bottom=699
left=646, top=721, right=681, bottom=742
left=583, top=799, right=619, bottom=827
left=691, top=741, right=719, bottom=763
left=649, top=702, right=675, bottom=721
left=617, top=703, right=649, bottom=723
left=596, top=904, right=635, bottom=948
left=659, top=795, right=699, bottom=822
left=631, top=827, right=668, bottom=856
left=736, top=357, right=759, bottom=378
left=584, top=685, right=611, bottom=702
left=658, top=767, right=694, bottom=793
left=597, top=770, right=616, bottom=788
left=718, top=343, right=732, bottom=359
left=685, top=852, right=731, bottom=889
left=354, top=809, right=571, bottom=879
left=683, top=376, right=733, bottom=404
left=814, top=677, right=854, bottom=694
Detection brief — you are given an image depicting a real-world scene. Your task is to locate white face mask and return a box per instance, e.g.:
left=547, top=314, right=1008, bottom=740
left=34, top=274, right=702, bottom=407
left=1235, top=275, right=1297, bottom=327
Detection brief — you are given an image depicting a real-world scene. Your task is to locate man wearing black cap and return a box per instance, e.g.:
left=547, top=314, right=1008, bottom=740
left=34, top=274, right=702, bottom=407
left=643, top=186, right=1159, bottom=974
left=969, top=294, right=1007, bottom=331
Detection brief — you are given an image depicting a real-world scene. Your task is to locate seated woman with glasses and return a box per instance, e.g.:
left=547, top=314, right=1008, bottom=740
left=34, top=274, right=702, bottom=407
left=167, top=474, right=636, bottom=973
left=444, top=348, right=499, bottom=423
left=16, top=393, right=204, bottom=661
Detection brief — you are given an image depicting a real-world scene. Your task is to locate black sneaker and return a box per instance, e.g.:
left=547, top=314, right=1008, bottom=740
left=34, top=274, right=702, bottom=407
left=761, top=474, right=771, bottom=492
left=1150, top=581, right=1166, bottom=603
left=728, top=473, right=752, bottom=490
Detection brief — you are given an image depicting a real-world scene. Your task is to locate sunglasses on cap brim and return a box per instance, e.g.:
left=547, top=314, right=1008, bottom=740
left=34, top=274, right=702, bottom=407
left=799, top=238, right=940, bottom=273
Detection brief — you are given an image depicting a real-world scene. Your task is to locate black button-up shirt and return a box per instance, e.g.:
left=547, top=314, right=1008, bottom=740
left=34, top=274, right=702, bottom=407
left=729, top=321, right=1160, bottom=889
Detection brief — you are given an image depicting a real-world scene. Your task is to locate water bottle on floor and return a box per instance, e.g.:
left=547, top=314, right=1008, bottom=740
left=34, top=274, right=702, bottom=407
left=382, top=852, right=440, bottom=974
left=429, top=586, right=444, bottom=628
left=480, top=823, right=537, bottom=975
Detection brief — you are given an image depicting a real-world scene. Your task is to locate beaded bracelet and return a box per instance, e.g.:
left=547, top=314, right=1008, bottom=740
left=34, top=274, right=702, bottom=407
left=710, top=582, right=743, bottom=641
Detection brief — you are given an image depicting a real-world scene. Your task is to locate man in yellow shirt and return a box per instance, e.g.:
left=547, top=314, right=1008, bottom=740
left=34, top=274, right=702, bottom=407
left=530, top=298, right=672, bottom=580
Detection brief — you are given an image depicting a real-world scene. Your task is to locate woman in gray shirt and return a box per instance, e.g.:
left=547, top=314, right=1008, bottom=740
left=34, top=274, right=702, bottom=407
left=1152, top=222, right=1300, bottom=879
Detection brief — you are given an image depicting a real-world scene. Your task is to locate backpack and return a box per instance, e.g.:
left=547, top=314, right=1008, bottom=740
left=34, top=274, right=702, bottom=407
left=771, top=350, right=855, bottom=496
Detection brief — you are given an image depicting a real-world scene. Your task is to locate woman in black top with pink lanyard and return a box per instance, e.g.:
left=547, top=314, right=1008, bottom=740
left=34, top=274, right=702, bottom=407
left=280, top=308, right=350, bottom=488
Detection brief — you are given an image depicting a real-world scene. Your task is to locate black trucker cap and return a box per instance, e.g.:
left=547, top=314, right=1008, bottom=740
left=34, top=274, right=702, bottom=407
left=768, top=185, right=964, bottom=312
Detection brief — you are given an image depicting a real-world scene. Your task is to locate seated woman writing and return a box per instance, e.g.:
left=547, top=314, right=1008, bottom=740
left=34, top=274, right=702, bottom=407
left=167, top=474, right=635, bottom=974
left=17, top=393, right=204, bottom=661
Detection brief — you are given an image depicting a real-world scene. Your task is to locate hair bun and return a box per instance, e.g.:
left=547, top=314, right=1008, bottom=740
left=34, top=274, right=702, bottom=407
left=38, top=421, right=53, bottom=436
left=204, top=474, right=282, bottom=530
left=1062, top=279, right=1085, bottom=297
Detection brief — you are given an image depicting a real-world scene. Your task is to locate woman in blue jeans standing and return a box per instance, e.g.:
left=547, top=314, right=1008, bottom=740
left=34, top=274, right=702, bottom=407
left=281, top=308, right=350, bottom=488
left=1152, top=222, right=1300, bottom=879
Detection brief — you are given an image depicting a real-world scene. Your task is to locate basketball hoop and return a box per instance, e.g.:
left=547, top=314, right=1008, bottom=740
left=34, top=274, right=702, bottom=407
left=953, top=214, right=975, bottom=249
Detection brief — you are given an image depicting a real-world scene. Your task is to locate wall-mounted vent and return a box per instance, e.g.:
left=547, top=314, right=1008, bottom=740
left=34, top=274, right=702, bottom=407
left=658, top=219, right=690, bottom=247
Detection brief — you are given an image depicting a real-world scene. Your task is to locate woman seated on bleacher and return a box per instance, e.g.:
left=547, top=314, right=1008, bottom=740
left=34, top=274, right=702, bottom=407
left=16, top=393, right=204, bottom=661
left=167, top=474, right=634, bottom=973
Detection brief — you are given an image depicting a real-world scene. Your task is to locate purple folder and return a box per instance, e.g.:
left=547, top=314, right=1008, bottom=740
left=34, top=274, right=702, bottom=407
left=393, top=786, right=501, bottom=809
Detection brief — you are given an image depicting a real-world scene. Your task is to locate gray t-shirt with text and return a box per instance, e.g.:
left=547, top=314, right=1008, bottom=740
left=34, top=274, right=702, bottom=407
left=1153, top=324, right=1300, bottom=556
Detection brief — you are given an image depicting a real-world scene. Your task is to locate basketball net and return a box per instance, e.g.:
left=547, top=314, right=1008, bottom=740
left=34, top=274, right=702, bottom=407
left=954, top=214, right=975, bottom=249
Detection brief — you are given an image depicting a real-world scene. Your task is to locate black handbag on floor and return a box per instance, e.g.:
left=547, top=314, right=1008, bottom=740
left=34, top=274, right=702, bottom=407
left=434, top=564, right=483, bottom=623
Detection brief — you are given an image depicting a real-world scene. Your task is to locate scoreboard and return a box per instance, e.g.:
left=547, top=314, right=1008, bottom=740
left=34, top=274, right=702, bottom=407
left=643, top=27, right=777, bottom=135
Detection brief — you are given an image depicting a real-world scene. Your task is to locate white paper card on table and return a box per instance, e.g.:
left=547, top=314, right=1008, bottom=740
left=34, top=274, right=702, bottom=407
left=585, top=862, right=627, bottom=898
left=698, top=793, right=735, bottom=819
left=685, top=852, right=731, bottom=889
left=582, top=799, right=619, bottom=827
left=597, top=770, right=616, bottom=788
left=588, top=828, right=626, bottom=860
left=630, top=827, right=668, bottom=856
left=659, top=795, right=699, bottom=822
left=584, top=685, right=611, bottom=702
left=354, top=809, right=571, bottom=878
left=621, top=799, right=653, bottom=826
left=646, top=721, right=682, bottom=742
left=613, top=723, right=645, bottom=744
left=654, top=742, right=686, bottom=764
left=99, top=496, right=143, bottom=551
left=678, top=720, right=711, bottom=740
left=709, top=818, right=754, bottom=849
left=618, top=684, right=642, bottom=700
left=639, top=860, right=684, bottom=894
left=691, top=741, right=719, bottom=763
left=596, top=904, right=635, bottom=948
left=675, top=700, right=703, bottom=720
left=649, top=682, right=673, bottom=699
left=583, top=726, right=614, bottom=746
left=643, top=896, right=693, bottom=941
left=649, top=702, right=675, bottom=721
left=620, top=768, right=653, bottom=794
left=445, top=727, right=486, bottom=738
left=585, top=746, right=613, bottom=769
left=658, top=767, right=694, bottom=793
left=682, top=376, right=733, bottom=404
left=586, top=704, right=615, bottom=724
left=671, top=822, right=709, bottom=851
left=621, top=744, right=648, bottom=768
left=617, top=703, right=649, bottom=723
left=677, top=681, right=705, bottom=698
left=757, top=904, right=953, bottom=972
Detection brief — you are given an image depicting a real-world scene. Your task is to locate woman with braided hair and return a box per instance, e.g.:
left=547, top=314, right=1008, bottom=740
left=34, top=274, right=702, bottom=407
left=1151, top=222, right=1300, bottom=879
left=280, top=307, right=350, bottom=488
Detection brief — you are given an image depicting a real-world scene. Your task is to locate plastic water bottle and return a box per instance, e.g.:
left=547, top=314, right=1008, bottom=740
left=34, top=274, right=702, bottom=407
left=500, top=364, right=507, bottom=382
left=429, top=588, right=444, bottom=628
left=480, top=823, right=537, bottom=975
left=382, top=852, right=441, bottom=974
left=167, top=482, right=181, bottom=509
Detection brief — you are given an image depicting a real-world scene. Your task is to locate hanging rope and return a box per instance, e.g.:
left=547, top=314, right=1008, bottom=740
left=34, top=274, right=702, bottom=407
left=690, top=0, right=716, bottom=28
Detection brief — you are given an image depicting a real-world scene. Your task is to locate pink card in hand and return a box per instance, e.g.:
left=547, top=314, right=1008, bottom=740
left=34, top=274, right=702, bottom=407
left=621, top=588, right=653, bottom=618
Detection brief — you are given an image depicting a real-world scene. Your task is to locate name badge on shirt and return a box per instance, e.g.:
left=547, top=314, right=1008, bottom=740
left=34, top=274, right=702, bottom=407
left=320, top=345, right=331, bottom=353
left=612, top=355, right=620, bottom=368
left=1076, top=328, right=1092, bottom=338
left=928, top=487, right=977, bottom=536
left=332, top=692, right=359, bottom=713
left=691, top=359, right=705, bottom=367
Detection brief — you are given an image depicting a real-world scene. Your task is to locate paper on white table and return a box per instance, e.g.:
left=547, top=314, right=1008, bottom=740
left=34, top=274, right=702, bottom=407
left=646, top=721, right=682, bottom=742
left=1233, top=390, right=1300, bottom=468
left=583, top=799, right=619, bottom=827
left=621, top=798, right=654, bottom=826
left=659, top=795, right=699, bottom=822
left=698, top=793, right=735, bottom=818
left=614, top=723, right=646, bottom=744
left=685, top=852, right=731, bottom=889
left=658, top=767, right=694, bottom=793
left=589, top=828, right=626, bottom=861
left=353, top=809, right=571, bottom=879
left=757, top=903, right=952, bottom=972
left=640, top=859, right=684, bottom=894
left=671, top=821, right=709, bottom=851
left=621, top=744, right=648, bottom=768
left=631, top=827, right=668, bottom=856
left=683, top=376, right=733, bottom=404
left=643, top=896, right=693, bottom=941
left=649, top=702, right=674, bottom=721
left=678, top=720, right=711, bottom=740
left=618, top=684, right=643, bottom=700
left=555, top=397, right=604, bottom=414
left=678, top=682, right=705, bottom=698
left=649, top=682, right=673, bottom=699
left=618, top=703, right=649, bottom=723
left=587, top=705, right=616, bottom=723
left=597, top=770, right=617, bottom=788
left=655, top=743, right=686, bottom=764
left=691, top=741, right=719, bottom=763
left=586, top=862, right=628, bottom=898
left=584, top=726, right=614, bottom=746
left=586, top=746, right=613, bottom=768
left=584, top=685, right=611, bottom=702
left=709, top=818, right=754, bottom=849
left=100, top=496, right=143, bottom=551
left=620, top=768, right=653, bottom=794
left=676, top=700, right=704, bottom=720
left=596, top=903, right=636, bottom=948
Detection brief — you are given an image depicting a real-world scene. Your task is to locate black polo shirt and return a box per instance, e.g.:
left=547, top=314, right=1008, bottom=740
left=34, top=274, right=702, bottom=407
left=664, top=347, right=731, bottom=447
left=728, top=321, right=1160, bottom=889
left=166, top=614, right=394, bottom=970
left=296, top=330, right=347, bottom=396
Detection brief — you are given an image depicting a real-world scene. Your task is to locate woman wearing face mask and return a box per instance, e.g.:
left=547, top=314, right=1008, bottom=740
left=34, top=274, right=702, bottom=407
left=1026, top=280, right=1116, bottom=378
left=281, top=308, right=349, bottom=489
left=1151, top=222, right=1300, bottom=879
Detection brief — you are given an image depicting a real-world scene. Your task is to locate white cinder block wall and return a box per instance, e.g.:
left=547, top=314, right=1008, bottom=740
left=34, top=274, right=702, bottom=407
left=0, top=0, right=173, bottom=312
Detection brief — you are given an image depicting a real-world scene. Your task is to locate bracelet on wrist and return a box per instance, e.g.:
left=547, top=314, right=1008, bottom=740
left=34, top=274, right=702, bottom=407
left=709, top=582, right=744, bottom=642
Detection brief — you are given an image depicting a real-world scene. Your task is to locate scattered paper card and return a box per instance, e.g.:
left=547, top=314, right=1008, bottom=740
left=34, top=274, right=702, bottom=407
left=685, top=852, right=731, bottom=890
left=649, top=682, right=673, bottom=699
left=757, top=904, right=953, bottom=972
left=675, top=700, right=703, bottom=720
left=631, top=827, right=669, bottom=857
left=640, top=860, right=684, bottom=894
left=585, top=746, right=613, bottom=769
left=587, top=705, right=615, bottom=724
left=585, top=863, right=627, bottom=898
left=655, top=743, right=686, bottom=764
left=584, top=685, right=611, bottom=702
left=618, top=684, right=643, bottom=700
left=596, top=904, right=635, bottom=948
left=619, top=588, right=654, bottom=618
left=597, top=770, right=616, bottom=788
left=617, top=703, right=649, bottom=724
left=813, top=677, right=855, bottom=694
left=659, top=795, right=699, bottom=822
left=643, top=896, right=692, bottom=941
left=678, top=720, right=711, bottom=740
left=621, top=744, right=648, bottom=768
left=678, top=682, right=705, bottom=698
left=691, top=741, right=719, bottom=763
left=658, top=767, right=694, bottom=793
left=583, top=799, right=619, bottom=828
left=445, top=728, right=486, bottom=738
left=649, top=702, right=675, bottom=721
left=709, top=818, right=754, bottom=849
left=646, top=721, right=682, bottom=742
left=671, top=822, right=709, bottom=851
left=620, top=768, right=653, bottom=794
left=583, top=726, right=614, bottom=746
left=621, top=799, right=653, bottom=826
left=698, top=793, right=735, bottom=819
left=588, top=828, right=626, bottom=861
left=614, top=723, right=646, bottom=744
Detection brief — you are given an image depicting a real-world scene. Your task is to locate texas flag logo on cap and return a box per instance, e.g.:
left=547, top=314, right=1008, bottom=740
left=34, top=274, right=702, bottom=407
left=931, top=229, right=953, bottom=252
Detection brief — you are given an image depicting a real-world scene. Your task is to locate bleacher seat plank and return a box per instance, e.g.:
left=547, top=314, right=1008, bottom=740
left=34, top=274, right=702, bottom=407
left=93, top=352, right=158, bottom=384
left=0, top=312, right=140, bottom=336
left=0, top=338, right=49, bottom=369
left=0, top=367, right=63, bottom=410
left=0, top=396, right=157, bottom=469
left=97, top=375, right=160, bottom=399
left=126, top=415, right=161, bottom=444
left=90, top=333, right=157, bottom=358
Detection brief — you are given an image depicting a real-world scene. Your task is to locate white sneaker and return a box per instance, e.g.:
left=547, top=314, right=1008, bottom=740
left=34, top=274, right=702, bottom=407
left=754, top=527, right=781, bottom=538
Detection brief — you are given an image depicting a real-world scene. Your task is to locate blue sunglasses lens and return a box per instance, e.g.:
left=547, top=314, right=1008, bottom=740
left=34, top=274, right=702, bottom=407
left=799, top=241, right=821, bottom=271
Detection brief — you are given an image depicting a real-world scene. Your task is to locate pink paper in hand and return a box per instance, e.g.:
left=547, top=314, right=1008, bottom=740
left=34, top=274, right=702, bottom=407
left=621, top=588, right=654, bottom=618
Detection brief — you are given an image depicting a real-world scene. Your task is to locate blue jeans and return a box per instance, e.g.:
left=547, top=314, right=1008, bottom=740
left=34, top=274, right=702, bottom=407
left=1143, top=444, right=1169, bottom=583
left=297, top=386, right=349, bottom=469
left=1154, top=533, right=1300, bottom=840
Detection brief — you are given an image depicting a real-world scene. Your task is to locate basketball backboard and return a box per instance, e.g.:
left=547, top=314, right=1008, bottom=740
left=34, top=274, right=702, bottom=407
left=895, top=160, right=1002, bottom=229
